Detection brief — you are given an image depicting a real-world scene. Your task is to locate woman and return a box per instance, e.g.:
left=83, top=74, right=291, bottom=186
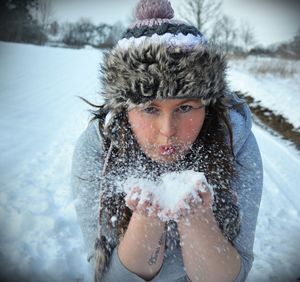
left=71, top=0, right=263, bottom=281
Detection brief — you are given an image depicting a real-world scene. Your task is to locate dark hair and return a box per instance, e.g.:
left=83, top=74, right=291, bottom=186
left=79, top=94, right=243, bottom=281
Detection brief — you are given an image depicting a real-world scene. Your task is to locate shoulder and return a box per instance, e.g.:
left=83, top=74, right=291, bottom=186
left=227, top=92, right=263, bottom=178
left=71, top=119, right=105, bottom=258
left=75, top=119, right=103, bottom=151
left=227, top=92, right=253, bottom=156
left=71, top=119, right=105, bottom=181
left=226, top=93, right=263, bottom=185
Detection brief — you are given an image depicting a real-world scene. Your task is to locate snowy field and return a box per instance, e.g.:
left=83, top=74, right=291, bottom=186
left=228, top=56, right=300, bottom=129
left=0, top=42, right=300, bottom=282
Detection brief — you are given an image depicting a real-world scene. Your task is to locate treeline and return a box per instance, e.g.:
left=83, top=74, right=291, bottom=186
left=180, top=0, right=300, bottom=59
left=0, top=0, right=125, bottom=49
left=52, top=20, right=125, bottom=49
left=0, top=0, right=47, bottom=45
left=274, top=29, right=300, bottom=59
left=0, top=0, right=299, bottom=58
left=240, top=30, right=300, bottom=60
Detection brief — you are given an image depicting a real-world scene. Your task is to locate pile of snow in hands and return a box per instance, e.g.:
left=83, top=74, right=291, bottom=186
left=124, top=170, right=214, bottom=221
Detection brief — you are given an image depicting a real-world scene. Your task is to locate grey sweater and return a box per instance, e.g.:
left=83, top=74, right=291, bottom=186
left=71, top=94, right=263, bottom=281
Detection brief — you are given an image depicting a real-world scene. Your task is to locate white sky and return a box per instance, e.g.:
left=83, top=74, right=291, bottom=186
left=52, top=0, right=300, bottom=47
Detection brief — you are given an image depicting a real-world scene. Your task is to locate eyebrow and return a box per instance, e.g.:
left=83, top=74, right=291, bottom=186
left=178, top=99, right=202, bottom=104
left=151, top=99, right=203, bottom=106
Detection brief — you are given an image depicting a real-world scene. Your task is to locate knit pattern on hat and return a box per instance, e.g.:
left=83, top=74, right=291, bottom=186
left=116, top=33, right=207, bottom=53
left=123, top=23, right=202, bottom=39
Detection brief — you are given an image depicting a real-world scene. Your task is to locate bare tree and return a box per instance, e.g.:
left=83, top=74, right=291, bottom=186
left=37, top=0, right=54, bottom=29
left=0, top=0, right=47, bottom=45
left=292, top=27, right=300, bottom=55
left=179, top=0, right=222, bottom=35
left=77, top=17, right=95, bottom=44
left=62, top=18, right=95, bottom=47
left=239, top=20, right=256, bottom=52
left=211, top=15, right=237, bottom=53
left=49, top=20, right=59, bottom=36
left=105, top=21, right=126, bottom=47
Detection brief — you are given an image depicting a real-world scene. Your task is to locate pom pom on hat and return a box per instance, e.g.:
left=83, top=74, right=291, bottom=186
left=135, top=0, right=174, bottom=20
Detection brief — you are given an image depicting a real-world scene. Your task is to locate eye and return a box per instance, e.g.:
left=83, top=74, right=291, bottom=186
left=143, top=106, right=159, bottom=114
left=177, top=105, right=193, bottom=113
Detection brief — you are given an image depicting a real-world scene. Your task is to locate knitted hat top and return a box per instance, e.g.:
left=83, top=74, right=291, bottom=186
left=100, top=0, right=228, bottom=114
left=123, top=0, right=207, bottom=47
left=135, top=0, right=174, bottom=22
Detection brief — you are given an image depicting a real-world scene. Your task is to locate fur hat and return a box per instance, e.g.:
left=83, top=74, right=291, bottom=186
left=100, top=0, right=228, bottom=114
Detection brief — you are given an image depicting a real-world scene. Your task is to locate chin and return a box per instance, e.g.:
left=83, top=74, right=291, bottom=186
left=150, top=154, right=182, bottom=165
left=144, top=148, right=188, bottom=164
left=156, top=158, right=175, bottom=164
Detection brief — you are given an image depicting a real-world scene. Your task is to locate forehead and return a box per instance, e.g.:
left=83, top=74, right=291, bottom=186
left=149, top=98, right=203, bottom=107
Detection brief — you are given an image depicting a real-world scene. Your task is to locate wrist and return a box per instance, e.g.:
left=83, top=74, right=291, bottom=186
left=178, top=208, right=216, bottom=230
left=132, top=211, right=165, bottom=227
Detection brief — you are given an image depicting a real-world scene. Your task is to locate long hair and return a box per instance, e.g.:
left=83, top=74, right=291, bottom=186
left=80, top=94, right=243, bottom=281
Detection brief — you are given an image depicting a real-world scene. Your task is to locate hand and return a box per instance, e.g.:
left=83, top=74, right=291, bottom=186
left=158, top=191, right=202, bottom=221
left=195, top=179, right=214, bottom=209
left=178, top=180, right=216, bottom=227
left=163, top=180, right=214, bottom=222
left=125, top=187, right=161, bottom=219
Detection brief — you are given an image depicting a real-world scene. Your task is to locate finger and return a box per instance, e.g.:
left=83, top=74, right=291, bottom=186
left=148, top=204, right=160, bottom=218
left=126, top=198, right=139, bottom=210
left=178, top=199, right=186, bottom=210
left=140, top=199, right=151, bottom=211
left=194, top=180, right=203, bottom=192
left=145, top=191, right=154, bottom=202
left=157, top=208, right=168, bottom=221
left=198, top=191, right=213, bottom=208
left=139, top=198, right=155, bottom=215
left=169, top=211, right=178, bottom=220
left=131, top=189, right=141, bottom=198
left=181, top=193, right=198, bottom=213
left=126, top=187, right=142, bottom=210
left=188, top=200, right=198, bottom=211
left=183, top=193, right=192, bottom=204
left=136, top=201, right=147, bottom=214
left=132, top=186, right=141, bottom=193
left=189, top=193, right=202, bottom=206
left=177, top=207, right=189, bottom=219
left=164, top=208, right=173, bottom=218
left=195, top=180, right=211, bottom=194
left=153, top=203, right=161, bottom=214
left=129, top=187, right=141, bottom=203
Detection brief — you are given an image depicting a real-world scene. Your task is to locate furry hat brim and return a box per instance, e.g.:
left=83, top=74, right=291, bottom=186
left=100, top=41, right=228, bottom=110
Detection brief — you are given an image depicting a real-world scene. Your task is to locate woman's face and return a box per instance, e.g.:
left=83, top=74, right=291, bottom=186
left=127, top=98, right=206, bottom=164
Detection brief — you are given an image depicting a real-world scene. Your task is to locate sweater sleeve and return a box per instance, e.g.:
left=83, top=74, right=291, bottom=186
left=103, top=248, right=154, bottom=282
left=231, top=131, right=263, bottom=282
left=103, top=247, right=189, bottom=282
left=71, top=121, right=103, bottom=259
left=71, top=121, right=170, bottom=281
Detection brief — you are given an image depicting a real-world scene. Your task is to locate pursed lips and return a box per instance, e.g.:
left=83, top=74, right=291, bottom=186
left=159, top=145, right=177, bottom=155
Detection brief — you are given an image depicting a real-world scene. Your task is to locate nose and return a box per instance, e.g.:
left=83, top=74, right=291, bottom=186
left=159, top=114, right=176, bottom=138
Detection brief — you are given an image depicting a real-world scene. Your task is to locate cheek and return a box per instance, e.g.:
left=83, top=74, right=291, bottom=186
left=178, top=113, right=205, bottom=143
left=128, top=112, right=155, bottom=145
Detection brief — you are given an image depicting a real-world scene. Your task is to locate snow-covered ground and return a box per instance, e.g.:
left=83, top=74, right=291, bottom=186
left=228, top=56, right=300, bottom=130
left=0, top=42, right=299, bottom=281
